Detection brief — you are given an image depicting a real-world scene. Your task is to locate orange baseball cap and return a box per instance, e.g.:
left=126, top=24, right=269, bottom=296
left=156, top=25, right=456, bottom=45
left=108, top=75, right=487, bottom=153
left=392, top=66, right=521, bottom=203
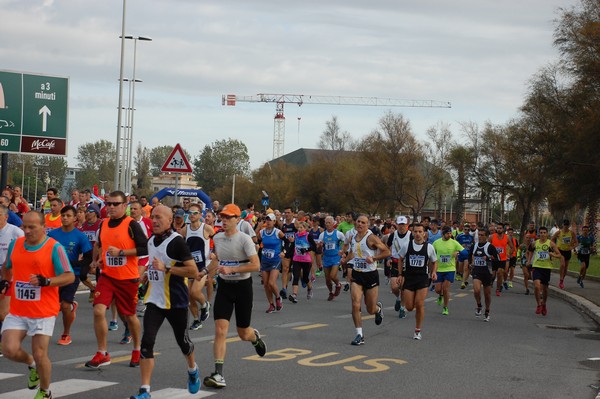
left=220, top=204, right=241, bottom=217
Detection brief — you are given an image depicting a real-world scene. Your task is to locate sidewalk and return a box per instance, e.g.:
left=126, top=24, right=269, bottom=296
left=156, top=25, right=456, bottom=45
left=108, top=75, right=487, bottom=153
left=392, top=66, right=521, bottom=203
left=514, top=269, right=600, bottom=326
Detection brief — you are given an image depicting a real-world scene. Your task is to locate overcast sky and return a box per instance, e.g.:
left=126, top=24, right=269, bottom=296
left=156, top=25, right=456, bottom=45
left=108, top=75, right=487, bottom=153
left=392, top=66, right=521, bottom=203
left=0, top=0, right=579, bottom=169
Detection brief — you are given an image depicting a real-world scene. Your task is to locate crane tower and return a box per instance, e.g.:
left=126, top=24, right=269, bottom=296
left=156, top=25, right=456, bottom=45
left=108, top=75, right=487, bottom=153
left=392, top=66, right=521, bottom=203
left=222, top=93, right=451, bottom=159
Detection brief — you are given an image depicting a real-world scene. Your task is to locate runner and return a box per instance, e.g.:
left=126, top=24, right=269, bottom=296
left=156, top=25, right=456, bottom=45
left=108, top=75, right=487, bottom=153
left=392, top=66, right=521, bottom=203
left=576, top=225, right=595, bottom=288
left=341, top=213, right=358, bottom=292
left=0, top=211, right=74, bottom=399
left=551, top=219, right=578, bottom=289
left=397, top=223, right=437, bottom=340
left=288, top=221, right=316, bottom=303
left=257, top=213, right=285, bottom=312
left=519, top=233, right=533, bottom=295
left=531, top=227, right=561, bottom=316
left=432, top=226, right=464, bottom=315
left=48, top=205, right=93, bottom=346
left=279, top=207, right=296, bottom=299
left=43, top=198, right=63, bottom=233
left=455, top=222, right=474, bottom=289
left=506, top=227, right=519, bottom=289
left=345, top=215, right=389, bottom=345
left=387, top=216, right=412, bottom=318
left=129, top=205, right=200, bottom=399
left=470, top=228, right=499, bottom=322
left=78, top=204, right=102, bottom=303
left=318, top=216, right=345, bottom=301
left=181, top=203, right=214, bottom=330
left=489, top=223, right=514, bottom=296
left=201, top=204, right=266, bottom=389
left=309, top=216, right=324, bottom=279
left=85, top=191, right=149, bottom=369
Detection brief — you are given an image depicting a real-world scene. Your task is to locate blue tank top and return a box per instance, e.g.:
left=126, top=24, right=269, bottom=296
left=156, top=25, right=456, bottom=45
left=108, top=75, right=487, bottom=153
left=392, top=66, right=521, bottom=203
left=260, top=228, right=282, bottom=265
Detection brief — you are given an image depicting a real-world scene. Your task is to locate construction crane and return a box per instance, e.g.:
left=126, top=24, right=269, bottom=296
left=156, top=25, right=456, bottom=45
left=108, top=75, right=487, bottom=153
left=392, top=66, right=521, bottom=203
left=222, top=93, right=452, bottom=159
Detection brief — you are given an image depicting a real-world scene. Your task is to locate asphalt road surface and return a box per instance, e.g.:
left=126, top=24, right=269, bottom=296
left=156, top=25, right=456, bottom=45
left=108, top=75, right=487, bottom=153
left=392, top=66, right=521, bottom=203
left=1, top=272, right=599, bottom=399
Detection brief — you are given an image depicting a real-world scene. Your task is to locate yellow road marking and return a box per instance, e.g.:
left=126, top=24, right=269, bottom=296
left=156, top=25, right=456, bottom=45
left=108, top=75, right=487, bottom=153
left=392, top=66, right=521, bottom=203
left=293, top=324, right=328, bottom=330
left=361, top=315, right=375, bottom=321
left=454, top=293, right=468, bottom=298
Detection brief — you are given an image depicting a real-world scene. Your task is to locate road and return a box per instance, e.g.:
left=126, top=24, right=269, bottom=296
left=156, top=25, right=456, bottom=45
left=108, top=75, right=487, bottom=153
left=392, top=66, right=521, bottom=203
left=1, top=272, right=599, bottom=399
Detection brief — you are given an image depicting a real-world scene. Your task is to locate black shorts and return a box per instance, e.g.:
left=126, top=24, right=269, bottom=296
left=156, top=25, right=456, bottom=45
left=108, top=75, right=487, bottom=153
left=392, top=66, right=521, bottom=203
left=577, top=254, right=591, bottom=267
left=213, top=277, right=253, bottom=328
left=532, top=268, right=551, bottom=286
left=559, top=249, right=572, bottom=261
left=59, top=276, right=81, bottom=303
left=351, top=269, right=379, bottom=291
left=472, top=270, right=493, bottom=287
left=509, top=257, right=517, bottom=268
left=402, top=274, right=430, bottom=292
left=283, top=247, right=294, bottom=260
left=491, top=261, right=506, bottom=271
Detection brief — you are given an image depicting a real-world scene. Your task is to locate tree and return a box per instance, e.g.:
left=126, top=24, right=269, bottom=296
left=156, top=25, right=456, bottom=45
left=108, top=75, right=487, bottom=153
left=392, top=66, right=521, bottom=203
left=446, top=144, right=475, bottom=224
left=134, top=143, right=152, bottom=194
left=425, top=122, right=455, bottom=218
left=150, top=145, right=192, bottom=177
left=76, top=140, right=116, bottom=190
left=318, top=116, right=355, bottom=151
left=193, top=139, right=250, bottom=195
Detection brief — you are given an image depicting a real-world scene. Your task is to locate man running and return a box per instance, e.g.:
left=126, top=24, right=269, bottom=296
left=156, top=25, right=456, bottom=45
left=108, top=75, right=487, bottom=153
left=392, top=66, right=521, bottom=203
left=531, top=227, right=561, bottom=316
left=345, top=215, right=389, bottom=345
left=318, top=216, right=345, bottom=301
left=551, top=219, right=577, bottom=289
left=279, top=207, right=296, bottom=299
left=129, top=205, right=201, bottom=399
left=489, top=223, right=514, bottom=296
left=387, top=216, right=412, bottom=318
left=470, top=228, right=499, bottom=322
left=432, top=226, right=464, bottom=316
left=0, top=211, right=74, bottom=399
left=576, top=225, right=595, bottom=288
left=201, top=204, right=266, bottom=388
left=455, top=222, right=474, bottom=289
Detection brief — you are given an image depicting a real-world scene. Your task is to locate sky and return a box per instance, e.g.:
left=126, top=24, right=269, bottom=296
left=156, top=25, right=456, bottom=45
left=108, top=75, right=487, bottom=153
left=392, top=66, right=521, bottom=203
left=0, top=0, right=580, bottom=170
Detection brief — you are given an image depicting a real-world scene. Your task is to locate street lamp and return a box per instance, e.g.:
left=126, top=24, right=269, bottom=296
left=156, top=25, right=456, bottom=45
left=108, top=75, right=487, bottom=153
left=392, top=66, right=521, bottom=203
left=114, top=0, right=128, bottom=191
left=119, top=35, right=152, bottom=192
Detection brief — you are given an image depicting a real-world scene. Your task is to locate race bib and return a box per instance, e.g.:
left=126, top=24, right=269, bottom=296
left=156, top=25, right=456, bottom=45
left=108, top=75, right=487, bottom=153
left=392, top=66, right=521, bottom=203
left=220, top=260, right=240, bottom=276
left=84, top=231, right=97, bottom=242
left=537, top=251, right=549, bottom=260
left=105, top=254, right=126, bottom=267
left=262, top=249, right=275, bottom=259
left=581, top=248, right=590, bottom=255
left=353, top=258, right=367, bottom=270
left=473, top=257, right=486, bottom=267
left=147, top=268, right=164, bottom=282
left=15, top=281, right=41, bottom=301
left=562, top=237, right=571, bottom=244
left=408, top=255, right=425, bottom=267
left=495, top=247, right=504, bottom=254
left=325, top=242, right=336, bottom=250
left=440, top=255, right=451, bottom=263
left=191, top=250, right=204, bottom=264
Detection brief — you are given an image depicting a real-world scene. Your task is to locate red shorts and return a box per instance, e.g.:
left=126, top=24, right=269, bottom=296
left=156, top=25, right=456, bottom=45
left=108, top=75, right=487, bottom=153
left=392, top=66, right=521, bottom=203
left=93, top=274, right=138, bottom=316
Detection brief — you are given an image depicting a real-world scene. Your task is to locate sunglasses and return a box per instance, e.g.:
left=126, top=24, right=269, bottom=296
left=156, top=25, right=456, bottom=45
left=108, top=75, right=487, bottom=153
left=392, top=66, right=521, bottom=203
left=220, top=214, right=237, bottom=220
left=189, top=211, right=201, bottom=215
left=105, top=202, right=124, bottom=207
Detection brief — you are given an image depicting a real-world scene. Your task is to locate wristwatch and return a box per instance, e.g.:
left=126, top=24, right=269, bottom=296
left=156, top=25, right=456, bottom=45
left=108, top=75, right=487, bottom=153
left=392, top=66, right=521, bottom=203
left=119, top=250, right=125, bottom=256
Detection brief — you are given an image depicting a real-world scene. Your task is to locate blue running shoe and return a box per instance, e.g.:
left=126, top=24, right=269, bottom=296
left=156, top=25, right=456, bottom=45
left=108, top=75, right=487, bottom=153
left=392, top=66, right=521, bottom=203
left=188, top=368, right=200, bottom=394
left=130, top=388, right=150, bottom=399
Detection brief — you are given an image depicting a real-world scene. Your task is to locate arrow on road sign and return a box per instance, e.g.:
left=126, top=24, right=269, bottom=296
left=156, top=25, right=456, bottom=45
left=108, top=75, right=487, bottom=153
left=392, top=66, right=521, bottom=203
left=39, top=105, right=51, bottom=132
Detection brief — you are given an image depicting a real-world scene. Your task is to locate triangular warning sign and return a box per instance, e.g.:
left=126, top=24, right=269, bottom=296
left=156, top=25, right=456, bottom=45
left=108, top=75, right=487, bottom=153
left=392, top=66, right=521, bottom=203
left=161, top=143, right=193, bottom=173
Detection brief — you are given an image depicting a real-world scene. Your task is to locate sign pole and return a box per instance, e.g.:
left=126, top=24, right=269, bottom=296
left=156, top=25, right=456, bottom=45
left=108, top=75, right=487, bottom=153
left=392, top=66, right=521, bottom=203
left=174, top=173, right=180, bottom=205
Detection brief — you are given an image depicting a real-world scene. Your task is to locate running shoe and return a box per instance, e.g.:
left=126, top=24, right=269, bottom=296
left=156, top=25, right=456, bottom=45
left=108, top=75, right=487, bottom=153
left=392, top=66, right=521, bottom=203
left=541, top=304, right=547, bottom=316
left=28, top=366, right=40, bottom=389
left=108, top=320, right=119, bottom=331
left=302, top=280, right=307, bottom=288
left=34, top=388, right=52, bottom=399
left=559, top=280, right=565, bottom=289
left=394, top=298, right=401, bottom=312
left=289, top=294, right=298, bottom=304
left=120, top=334, right=133, bottom=344
left=266, top=304, right=276, bottom=314
left=204, top=372, right=226, bottom=388
left=429, top=284, right=435, bottom=292
left=188, top=368, right=200, bottom=394
left=375, top=301, right=383, bottom=325
left=85, top=352, right=111, bottom=369
left=252, top=329, right=267, bottom=357
left=461, top=282, right=467, bottom=289
left=327, top=292, right=335, bottom=301
left=436, top=295, right=443, bottom=306
left=484, top=314, right=490, bottom=322
left=275, top=297, right=283, bottom=311
left=200, top=301, right=211, bottom=322
left=413, top=331, right=422, bottom=340
left=398, top=306, right=407, bottom=319
left=525, top=289, right=530, bottom=295
left=334, top=284, right=342, bottom=296
left=189, top=320, right=203, bottom=330
left=307, top=289, right=313, bottom=300
left=136, top=300, right=146, bottom=317
left=343, top=283, right=350, bottom=292
left=351, top=334, right=364, bottom=346
left=315, top=269, right=321, bottom=277
left=442, top=307, right=449, bottom=316
left=130, top=349, right=141, bottom=367
left=579, top=280, right=585, bottom=288
left=279, top=288, right=287, bottom=300
left=130, top=388, right=151, bottom=399
left=495, top=290, right=501, bottom=297
left=456, top=274, right=462, bottom=281
left=310, top=274, right=316, bottom=283
left=508, top=281, right=513, bottom=288
left=503, top=281, right=509, bottom=290
left=475, top=307, right=482, bottom=317
left=71, top=301, right=78, bottom=321
left=535, top=305, right=542, bottom=314
left=577, top=276, right=581, bottom=285
left=57, top=334, right=72, bottom=346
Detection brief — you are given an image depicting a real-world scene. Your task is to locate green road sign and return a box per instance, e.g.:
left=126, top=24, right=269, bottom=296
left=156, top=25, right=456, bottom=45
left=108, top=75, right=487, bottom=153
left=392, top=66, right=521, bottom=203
left=0, top=70, right=68, bottom=155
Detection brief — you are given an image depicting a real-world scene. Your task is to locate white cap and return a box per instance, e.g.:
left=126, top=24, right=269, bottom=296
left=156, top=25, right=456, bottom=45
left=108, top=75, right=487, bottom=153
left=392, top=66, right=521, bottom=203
left=396, top=216, right=408, bottom=224
left=265, top=213, right=276, bottom=221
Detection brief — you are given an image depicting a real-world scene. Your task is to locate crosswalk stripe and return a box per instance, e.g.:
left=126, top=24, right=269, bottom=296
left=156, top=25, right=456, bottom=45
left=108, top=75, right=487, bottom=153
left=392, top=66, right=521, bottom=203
left=0, top=378, right=118, bottom=399
left=0, top=372, right=21, bottom=381
left=149, top=387, right=216, bottom=398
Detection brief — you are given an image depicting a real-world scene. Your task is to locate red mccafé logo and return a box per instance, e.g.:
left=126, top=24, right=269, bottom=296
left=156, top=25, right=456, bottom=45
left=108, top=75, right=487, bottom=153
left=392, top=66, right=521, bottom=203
left=31, top=139, right=56, bottom=151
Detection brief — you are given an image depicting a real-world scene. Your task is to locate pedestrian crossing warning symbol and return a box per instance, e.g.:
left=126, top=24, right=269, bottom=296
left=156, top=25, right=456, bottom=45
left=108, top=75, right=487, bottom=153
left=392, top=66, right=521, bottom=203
left=161, top=143, right=193, bottom=173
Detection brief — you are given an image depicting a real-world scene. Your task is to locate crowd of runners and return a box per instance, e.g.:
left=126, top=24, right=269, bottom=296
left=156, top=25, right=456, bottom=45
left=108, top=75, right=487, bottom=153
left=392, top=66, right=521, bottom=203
left=0, top=185, right=596, bottom=398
